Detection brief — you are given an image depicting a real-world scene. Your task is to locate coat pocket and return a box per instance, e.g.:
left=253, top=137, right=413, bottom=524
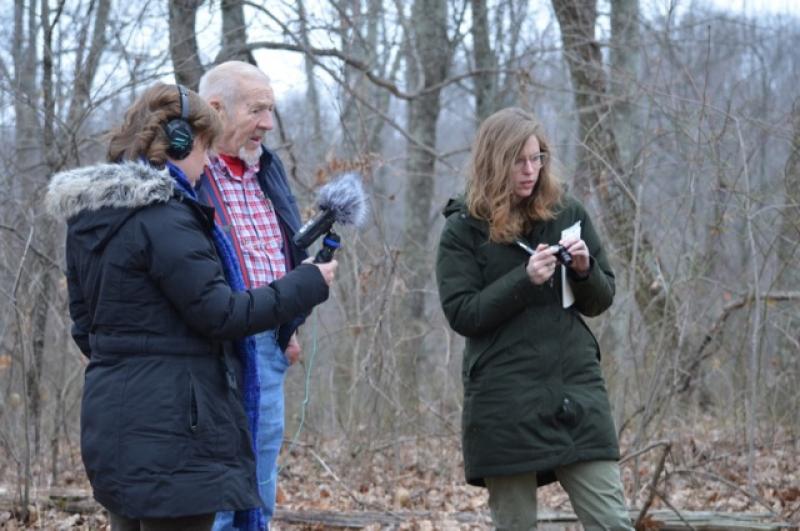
left=188, top=374, right=199, bottom=432
left=573, top=312, right=602, bottom=361
left=464, top=328, right=504, bottom=380
left=80, top=358, right=129, bottom=488
left=186, top=369, right=239, bottom=459
left=118, top=361, right=189, bottom=476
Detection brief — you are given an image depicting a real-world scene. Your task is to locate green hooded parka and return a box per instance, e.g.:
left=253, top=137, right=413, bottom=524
left=436, top=195, right=620, bottom=487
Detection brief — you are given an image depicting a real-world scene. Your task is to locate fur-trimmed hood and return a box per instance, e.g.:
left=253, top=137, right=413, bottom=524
left=46, top=161, right=177, bottom=253
left=45, top=161, right=174, bottom=220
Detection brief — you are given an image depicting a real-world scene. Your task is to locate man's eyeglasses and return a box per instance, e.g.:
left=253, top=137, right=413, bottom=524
left=514, top=152, right=547, bottom=169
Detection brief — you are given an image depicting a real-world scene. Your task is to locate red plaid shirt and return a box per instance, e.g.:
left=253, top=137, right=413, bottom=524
left=206, top=154, right=287, bottom=288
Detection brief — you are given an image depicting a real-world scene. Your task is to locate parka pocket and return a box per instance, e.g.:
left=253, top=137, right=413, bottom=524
left=573, top=312, right=602, bottom=361
left=118, top=361, right=188, bottom=476
left=186, top=369, right=239, bottom=459
left=464, top=329, right=504, bottom=380
left=188, top=375, right=199, bottom=432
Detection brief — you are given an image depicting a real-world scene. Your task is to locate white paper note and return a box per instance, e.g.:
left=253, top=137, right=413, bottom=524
left=560, top=221, right=581, bottom=308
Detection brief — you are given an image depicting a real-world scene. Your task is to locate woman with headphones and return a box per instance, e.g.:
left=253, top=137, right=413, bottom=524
left=46, top=83, right=337, bottom=531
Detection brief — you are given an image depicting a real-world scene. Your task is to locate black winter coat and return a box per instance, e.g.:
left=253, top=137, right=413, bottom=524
left=45, top=162, right=329, bottom=519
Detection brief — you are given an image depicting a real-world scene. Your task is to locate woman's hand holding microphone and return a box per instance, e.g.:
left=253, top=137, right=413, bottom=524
left=303, top=256, right=338, bottom=286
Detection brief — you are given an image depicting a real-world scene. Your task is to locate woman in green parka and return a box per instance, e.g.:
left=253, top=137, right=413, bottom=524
left=436, top=108, right=633, bottom=530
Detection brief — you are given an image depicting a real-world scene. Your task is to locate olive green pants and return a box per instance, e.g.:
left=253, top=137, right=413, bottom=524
left=484, top=460, right=633, bottom=530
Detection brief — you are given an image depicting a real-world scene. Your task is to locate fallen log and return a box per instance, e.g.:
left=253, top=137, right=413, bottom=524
left=273, top=508, right=793, bottom=530
left=274, top=508, right=575, bottom=525
left=0, top=488, right=793, bottom=530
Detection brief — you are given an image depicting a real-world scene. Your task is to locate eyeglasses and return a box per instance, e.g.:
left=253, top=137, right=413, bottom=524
left=514, top=152, right=547, bottom=169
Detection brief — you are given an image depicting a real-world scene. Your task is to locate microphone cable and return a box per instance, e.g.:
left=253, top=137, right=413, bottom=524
left=278, top=306, right=320, bottom=476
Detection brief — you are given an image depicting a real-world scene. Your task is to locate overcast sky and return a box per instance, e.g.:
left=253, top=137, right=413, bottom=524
left=705, top=0, right=798, bottom=12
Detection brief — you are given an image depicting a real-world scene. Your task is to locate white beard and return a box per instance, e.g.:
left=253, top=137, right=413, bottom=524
left=239, top=145, right=262, bottom=167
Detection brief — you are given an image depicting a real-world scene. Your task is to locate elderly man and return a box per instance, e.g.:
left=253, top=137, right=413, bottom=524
left=197, top=61, right=315, bottom=530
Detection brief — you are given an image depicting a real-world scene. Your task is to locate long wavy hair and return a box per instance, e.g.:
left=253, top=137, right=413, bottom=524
left=107, top=83, right=222, bottom=165
left=466, top=107, right=563, bottom=243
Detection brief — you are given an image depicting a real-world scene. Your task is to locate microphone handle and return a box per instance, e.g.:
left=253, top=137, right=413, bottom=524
left=314, top=232, right=341, bottom=263
left=294, top=207, right=336, bottom=249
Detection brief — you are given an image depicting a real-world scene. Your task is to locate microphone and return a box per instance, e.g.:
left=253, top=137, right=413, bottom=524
left=293, top=172, right=368, bottom=263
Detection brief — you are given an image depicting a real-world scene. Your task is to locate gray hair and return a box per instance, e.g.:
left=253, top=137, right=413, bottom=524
left=198, top=61, right=271, bottom=109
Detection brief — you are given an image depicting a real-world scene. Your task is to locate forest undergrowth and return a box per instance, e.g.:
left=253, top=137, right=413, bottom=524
left=1, top=415, right=797, bottom=529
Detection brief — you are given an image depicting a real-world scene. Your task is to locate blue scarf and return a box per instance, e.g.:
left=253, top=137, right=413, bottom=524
left=168, top=162, right=265, bottom=531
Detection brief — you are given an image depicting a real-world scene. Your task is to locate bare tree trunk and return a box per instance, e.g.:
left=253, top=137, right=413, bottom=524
left=38, top=0, right=61, bottom=482
left=13, top=0, right=39, bottom=199
left=609, top=0, right=641, bottom=167
left=551, top=0, right=675, bottom=439
left=217, top=0, right=255, bottom=64
left=552, top=0, right=624, bottom=203
left=607, top=0, right=640, bottom=450
left=169, top=0, right=205, bottom=90
left=37, top=0, right=107, bottom=484
left=323, top=0, right=398, bottom=437
left=339, top=1, right=375, bottom=155
left=13, top=0, right=55, bottom=465
left=398, top=0, right=451, bottom=424
left=364, top=0, right=391, bottom=147
left=331, top=2, right=372, bottom=434
left=470, top=0, right=496, bottom=122
left=779, top=98, right=800, bottom=291
left=41, top=0, right=56, bottom=170
left=65, top=0, right=110, bottom=158
left=551, top=0, right=670, bottom=319
left=26, top=0, right=57, bottom=461
left=298, top=0, right=322, bottom=142
left=11, top=0, right=40, bottom=517
left=495, top=0, right=527, bottom=108
left=777, top=97, right=800, bottom=436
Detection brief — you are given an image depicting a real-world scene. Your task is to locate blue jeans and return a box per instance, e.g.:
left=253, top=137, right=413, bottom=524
left=213, top=330, right=289, bottom=531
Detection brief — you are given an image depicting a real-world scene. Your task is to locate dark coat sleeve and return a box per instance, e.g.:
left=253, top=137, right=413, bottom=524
left=436, top=214, right=547, bottom=337
left=142, top=203, right=329, bottom=340
left=566, top=204, right=615, bottom=317
left=65, top=247, right=92, bottom=357
left=258, top=150, right=312, bottom=349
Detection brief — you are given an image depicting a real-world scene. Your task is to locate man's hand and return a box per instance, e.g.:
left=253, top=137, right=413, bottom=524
left=285, top=333, right=301, bottom=365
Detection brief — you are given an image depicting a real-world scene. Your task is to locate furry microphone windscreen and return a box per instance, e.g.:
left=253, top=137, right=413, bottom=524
left=293, top=172, right=369, bottom=250
left=317, top=172, right=368, bottom=227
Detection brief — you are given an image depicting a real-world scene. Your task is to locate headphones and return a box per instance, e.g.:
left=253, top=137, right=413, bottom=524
left=163, top=84, right=194, bottom=160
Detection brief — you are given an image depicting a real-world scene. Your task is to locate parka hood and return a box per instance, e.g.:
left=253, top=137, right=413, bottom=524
left=443, top=196, right=467, bottom=218
left=442, top=196, right=488, bottom=233
left=45, top=161, right=174, bottom=220
left=45, top=161, right=175, bottom=252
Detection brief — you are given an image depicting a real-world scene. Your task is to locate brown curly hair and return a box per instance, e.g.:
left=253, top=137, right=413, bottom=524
left=107, top=83, right=222, bottom=165
left=466, top=107, right=563, bottom=243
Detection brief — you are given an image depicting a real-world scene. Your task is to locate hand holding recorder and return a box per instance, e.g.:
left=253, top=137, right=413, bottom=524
left=517, top=238, right=590, bottom=285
